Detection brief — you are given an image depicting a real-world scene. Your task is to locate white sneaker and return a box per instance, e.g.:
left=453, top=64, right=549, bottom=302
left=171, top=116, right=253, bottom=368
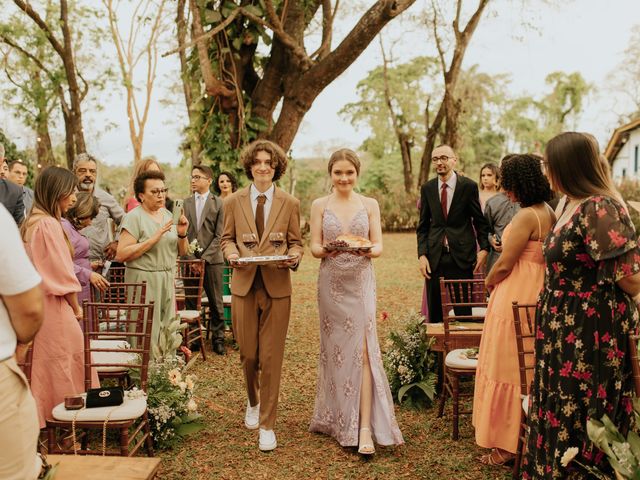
left=259, top=428, right=277, bottom=451
left=244, top=401, right=260, bottom=430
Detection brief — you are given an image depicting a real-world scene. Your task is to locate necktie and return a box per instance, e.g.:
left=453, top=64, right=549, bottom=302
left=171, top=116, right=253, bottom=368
left=196, top=194, right=204, bottom=228
left=440, top=183, right=448, bottom=220
left=256, top=194, right=266, bottom=239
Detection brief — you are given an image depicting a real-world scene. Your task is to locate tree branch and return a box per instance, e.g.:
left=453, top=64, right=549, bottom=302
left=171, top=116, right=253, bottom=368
left=310, top=0, right=339, bottom=60
left=0, top=34, right=55, bottom=79
left=12, top=0, right=65, bottom=58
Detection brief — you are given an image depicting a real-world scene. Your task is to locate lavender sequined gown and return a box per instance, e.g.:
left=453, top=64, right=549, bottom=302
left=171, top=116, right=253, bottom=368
left=309, top=207, right=404, bottom=447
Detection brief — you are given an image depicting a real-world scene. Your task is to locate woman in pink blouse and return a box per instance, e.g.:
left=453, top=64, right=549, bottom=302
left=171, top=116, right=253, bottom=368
left=21, top=167, right=99, bottom=428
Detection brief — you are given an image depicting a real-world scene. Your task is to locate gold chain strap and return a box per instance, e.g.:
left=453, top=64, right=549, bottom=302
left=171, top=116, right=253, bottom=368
left=71, top=403, right=122, bottom=456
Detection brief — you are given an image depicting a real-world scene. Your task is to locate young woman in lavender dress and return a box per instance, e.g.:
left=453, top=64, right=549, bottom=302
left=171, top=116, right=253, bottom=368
left=308, top=149, right=403, bottom=455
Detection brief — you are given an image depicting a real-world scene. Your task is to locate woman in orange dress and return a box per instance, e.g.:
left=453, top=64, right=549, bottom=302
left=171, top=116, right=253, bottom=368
left=21, top=166, right=99, bottom=428
left=472, top=154, right=555, bottom=465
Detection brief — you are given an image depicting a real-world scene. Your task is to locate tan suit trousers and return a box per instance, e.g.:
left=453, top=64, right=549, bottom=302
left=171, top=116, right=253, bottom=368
left=0, top=357, right=41, bottom=480
left=232, top=279, right=291, bottom=430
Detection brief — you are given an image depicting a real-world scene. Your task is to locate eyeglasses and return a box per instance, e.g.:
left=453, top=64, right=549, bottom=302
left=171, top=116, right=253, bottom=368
left=191, top=175, right=210, bottom=181
left=431, top=155, right=452, bottom=163
left=148, top=188, right=168, bottom=196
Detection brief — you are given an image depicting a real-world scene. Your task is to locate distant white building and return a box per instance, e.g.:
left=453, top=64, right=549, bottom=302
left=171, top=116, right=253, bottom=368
left=605, top=118, right=640, bottom=181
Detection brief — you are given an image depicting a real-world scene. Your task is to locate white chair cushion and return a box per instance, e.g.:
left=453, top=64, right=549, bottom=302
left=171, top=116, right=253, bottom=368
left=178, top=309, right=200, bottom=320
left=522, top=394, right=529, bottom=416
left=52, top=395, right=147, bottom=422
left=90, top=339, right=137, bottom=373
left=447, top=306, right=487, bottom=318
left=445, top=349, right=479, bottom=370
left=223, top=295, right=232, bottom=305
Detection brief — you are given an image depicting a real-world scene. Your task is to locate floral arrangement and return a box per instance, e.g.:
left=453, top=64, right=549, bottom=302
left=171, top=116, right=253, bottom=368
left=146, top=355, right=204, bottom=449
left=561, top=397, right=640, bottom=479
left=383, top=311, right=437, bottom=407
left=188, top=239, right=204, bottom=258
left=135, top=317, right=204, bottom=449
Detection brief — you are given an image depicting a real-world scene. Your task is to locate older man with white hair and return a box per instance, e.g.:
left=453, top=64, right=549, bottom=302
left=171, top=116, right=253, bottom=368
left=73, top=153, right=125, bottom=262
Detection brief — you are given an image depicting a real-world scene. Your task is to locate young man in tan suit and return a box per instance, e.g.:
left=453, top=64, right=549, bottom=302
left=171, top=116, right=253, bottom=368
left=221, top=140, right=304, bottom=452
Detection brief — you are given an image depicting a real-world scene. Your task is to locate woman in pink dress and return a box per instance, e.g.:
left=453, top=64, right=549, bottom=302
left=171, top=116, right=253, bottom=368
left=472, top=154, right=555, bottom=465
left=21, top=167, right=99, bottom=428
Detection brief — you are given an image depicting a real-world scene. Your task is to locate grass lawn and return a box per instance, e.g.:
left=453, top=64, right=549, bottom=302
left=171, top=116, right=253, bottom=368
left=157, top=233, right=511, bottom=479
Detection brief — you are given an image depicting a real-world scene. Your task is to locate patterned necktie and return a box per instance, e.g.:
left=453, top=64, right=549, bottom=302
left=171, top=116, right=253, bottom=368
left=440, top=183, right=448, bottom=220
left=256, top=194, right=266, bottom=239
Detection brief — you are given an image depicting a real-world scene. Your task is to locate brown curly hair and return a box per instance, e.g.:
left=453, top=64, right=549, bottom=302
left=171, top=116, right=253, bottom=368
left=239, top=140, right=288, bottom=182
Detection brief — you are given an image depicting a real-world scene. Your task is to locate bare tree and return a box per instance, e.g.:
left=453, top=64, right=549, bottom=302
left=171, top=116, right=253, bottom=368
left=103, top=0, right=169, bottom=164
left=418, top=0, right=490, bottom=185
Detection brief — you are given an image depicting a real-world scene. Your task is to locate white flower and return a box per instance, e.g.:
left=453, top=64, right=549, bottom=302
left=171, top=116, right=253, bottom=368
left=398, top=365, right=408, bottom=375
left=185, top=375, right=195, bottom=391
left=168, top=368, right=182, bottom=385
left=179, top=381, right=187, bottom=393
left=187, top=399, right=198, bottom=412
left=560, top=447, right=579, bottom=467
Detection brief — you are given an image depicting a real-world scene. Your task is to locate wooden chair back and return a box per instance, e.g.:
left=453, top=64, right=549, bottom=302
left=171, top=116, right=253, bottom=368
left=439, top=277, right=488, bottom=354
left=107, top=266, right=126, bottom=284
left=90, top=281, right=147, bottom=304
left=629, top=333, right=640, bottom=397
left=175, top=259, right=205, bottom=312
left=512, top=302, right=537, bottom=397
left=82, top=301, right=154, bottom=391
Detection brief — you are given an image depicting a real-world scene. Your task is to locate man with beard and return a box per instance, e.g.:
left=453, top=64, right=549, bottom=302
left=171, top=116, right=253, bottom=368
left=73, top=153, right=125, bottom=263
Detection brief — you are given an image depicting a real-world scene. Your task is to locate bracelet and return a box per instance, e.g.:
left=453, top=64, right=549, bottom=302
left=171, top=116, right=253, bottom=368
left=177, top=233, right=187, bottom=239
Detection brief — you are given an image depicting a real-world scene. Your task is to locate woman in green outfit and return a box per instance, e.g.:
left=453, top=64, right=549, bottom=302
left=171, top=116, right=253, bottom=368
left=116, top=170, right=189, bottom=357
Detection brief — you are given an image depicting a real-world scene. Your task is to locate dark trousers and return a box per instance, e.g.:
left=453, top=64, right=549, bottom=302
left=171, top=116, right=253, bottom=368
left=185, top=262, right=225, bottom=341
left=426, top=253, right=473, bottom=323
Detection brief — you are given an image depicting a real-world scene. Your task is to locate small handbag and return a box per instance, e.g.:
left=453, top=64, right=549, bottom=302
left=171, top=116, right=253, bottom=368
left=85, top=386, right=125, bottom=408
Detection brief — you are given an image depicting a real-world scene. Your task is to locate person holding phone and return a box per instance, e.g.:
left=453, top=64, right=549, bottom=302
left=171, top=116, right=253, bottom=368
left=116, top=170, right=189, bottom=358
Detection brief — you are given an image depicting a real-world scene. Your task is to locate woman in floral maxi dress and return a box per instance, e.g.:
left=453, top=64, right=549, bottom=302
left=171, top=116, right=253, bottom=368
left=522, top=132, right=640, bottom=479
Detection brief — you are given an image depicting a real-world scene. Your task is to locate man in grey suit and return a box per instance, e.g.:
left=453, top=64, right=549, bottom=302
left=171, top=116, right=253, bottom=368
left=183, top=165, right=226, bottom=355
left=0, top=148, right=24, bottom=225
left=7, top=160, right=34, bottom=215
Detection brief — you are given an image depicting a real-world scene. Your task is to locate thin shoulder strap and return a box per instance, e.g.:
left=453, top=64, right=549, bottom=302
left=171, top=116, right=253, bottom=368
left=528, top=207, right=542, bottom=241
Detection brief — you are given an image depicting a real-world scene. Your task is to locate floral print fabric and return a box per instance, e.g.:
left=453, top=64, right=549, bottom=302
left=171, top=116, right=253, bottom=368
left=522, top=196, right=640, bottom=478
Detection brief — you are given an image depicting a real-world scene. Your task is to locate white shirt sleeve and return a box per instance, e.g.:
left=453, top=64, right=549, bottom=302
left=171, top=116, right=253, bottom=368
left=0, top=205, right=41, bottom=296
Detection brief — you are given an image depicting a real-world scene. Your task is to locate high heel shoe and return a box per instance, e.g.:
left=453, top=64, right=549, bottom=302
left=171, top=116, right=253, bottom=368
left=358, top=427, right=375, bottom=455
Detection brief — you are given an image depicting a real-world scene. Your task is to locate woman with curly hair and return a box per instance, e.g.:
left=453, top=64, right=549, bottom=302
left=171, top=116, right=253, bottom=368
left=473, top=154, right=555, bottom=466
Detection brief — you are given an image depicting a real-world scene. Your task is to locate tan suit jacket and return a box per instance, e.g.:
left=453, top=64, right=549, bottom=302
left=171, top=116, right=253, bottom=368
left=221, top=186, right=304, bottom=298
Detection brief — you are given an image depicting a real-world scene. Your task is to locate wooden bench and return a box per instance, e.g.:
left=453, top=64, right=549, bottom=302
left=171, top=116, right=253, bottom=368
left=46, top=455, right=160, bottom=479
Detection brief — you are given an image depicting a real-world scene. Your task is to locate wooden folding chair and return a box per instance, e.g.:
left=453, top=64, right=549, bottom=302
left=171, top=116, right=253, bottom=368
left=437, top=277, right=488, bottom=440
left=175, top=259, right=207, bottom=360
left=90, top=281, right=146, bottom=305
left=512, top=302, right=537, bottom=479
left=46, top=301, right=155, bottom=457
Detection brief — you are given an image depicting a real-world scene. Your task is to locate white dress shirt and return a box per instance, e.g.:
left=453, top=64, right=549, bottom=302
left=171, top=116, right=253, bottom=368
left=437, top=172, right=457, bottom=216
left=250, top=183, right=274, bottom=230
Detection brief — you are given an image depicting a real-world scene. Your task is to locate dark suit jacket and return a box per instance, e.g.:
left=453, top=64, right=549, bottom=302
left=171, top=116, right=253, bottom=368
left=416, top=173, right=489, bottom=271
left=184, top=192, right=224, bottom=265
left=221, top=186, right=304, bottom=298
left=0, top=179, right=25, bottom=224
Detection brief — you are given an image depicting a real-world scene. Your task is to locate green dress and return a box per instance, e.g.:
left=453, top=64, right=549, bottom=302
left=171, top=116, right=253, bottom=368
left=121, top=207, right=177, bottom=357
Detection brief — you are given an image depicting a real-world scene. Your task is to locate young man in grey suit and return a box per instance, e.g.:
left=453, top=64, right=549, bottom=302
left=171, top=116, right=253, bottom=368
left=183, top=165, right=226, bottom=355
left=7, top=160, right=34, bottom=215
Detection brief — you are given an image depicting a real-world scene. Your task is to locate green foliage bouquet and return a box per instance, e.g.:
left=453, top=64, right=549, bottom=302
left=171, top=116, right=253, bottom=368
left=142, top=317, right=205, bottom=449
left=383, top=311, right=437, bottom=407
left=561, top=397, right=640, bottom=479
